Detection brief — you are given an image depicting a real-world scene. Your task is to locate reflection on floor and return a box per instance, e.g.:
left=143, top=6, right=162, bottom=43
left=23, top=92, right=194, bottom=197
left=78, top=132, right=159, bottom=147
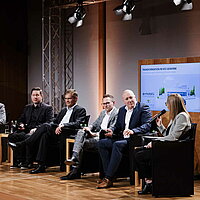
left=0, top=163, right=200, bottom=200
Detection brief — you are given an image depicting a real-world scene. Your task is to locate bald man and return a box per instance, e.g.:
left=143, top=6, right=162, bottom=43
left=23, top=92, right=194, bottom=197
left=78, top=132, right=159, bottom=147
left=97, top=89, right=152, bottom=189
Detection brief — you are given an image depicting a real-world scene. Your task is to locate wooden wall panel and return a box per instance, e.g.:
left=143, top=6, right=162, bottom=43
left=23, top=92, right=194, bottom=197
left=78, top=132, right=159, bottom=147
left=98, top=3, right=106, bottom=112
left=0, top=1, right=28, bottom=121
left=138, top=57, right=200, bottom=174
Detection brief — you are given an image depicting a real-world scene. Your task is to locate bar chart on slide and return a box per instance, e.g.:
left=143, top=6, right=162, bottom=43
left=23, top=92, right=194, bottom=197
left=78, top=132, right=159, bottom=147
left=140, top=63, right=200, bottom=112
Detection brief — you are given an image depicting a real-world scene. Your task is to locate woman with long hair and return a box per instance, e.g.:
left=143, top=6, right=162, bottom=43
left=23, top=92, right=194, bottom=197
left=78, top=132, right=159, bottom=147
left=135, top=93, right=191, bottom=195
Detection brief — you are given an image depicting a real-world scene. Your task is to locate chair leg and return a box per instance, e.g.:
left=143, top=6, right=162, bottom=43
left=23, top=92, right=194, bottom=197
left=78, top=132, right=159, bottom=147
left=66, top=138, right=75, bottom=174
left=135, top=171, right=140, bottom=186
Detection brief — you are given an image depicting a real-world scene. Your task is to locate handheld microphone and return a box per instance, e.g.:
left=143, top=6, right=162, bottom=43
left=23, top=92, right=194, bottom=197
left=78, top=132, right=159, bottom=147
left=149, top=109, right=166, bottom=123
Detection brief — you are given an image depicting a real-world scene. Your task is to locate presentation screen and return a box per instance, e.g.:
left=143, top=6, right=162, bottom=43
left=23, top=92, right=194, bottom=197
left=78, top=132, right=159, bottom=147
left=140, top=62, right=200, bottom=112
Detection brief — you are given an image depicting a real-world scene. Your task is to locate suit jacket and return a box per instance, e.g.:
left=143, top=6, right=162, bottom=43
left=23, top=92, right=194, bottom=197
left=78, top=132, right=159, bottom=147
left=18, top=102, right=53, bottom=130
left=112, top=102, right=152, bottom=140
left=53, top=105, right=86, bottom=129
left=157, top=112, right=191, bottom=141
left=0, top=103, right=6, bottom=124
left=90, top=107, right=118, bottom=132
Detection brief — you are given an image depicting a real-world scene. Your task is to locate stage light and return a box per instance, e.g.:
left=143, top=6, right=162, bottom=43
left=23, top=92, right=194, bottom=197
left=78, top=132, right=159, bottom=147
left=68, top=5, right=86, bottom=27
left=181, top=0, right=193, bottom=10
left=173, top=0, right=182, bottom=5
left=173, top=0, right=193, bottom=11
left=113, top=0, right=136, bottom=21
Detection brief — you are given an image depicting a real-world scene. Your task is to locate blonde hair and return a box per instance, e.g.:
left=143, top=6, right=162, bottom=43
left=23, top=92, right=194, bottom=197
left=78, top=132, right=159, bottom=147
left=167, top=93, right=190, bottom=120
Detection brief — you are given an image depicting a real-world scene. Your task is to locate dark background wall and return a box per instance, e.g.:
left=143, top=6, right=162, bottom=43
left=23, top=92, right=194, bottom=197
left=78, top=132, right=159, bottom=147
left=1, top=0, right=200, bottom=123
left=0, top=1, right=28, bottom=121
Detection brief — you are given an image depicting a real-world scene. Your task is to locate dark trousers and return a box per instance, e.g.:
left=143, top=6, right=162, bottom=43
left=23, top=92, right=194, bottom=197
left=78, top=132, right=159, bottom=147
left=27, top=124, right=77, bottom=166
left=98, top=138, right=128, bottom=179
left=135, top=148, right=152, bottom=179
left=8, top=131, right=30, bottom=163
left=58, top=128, right=77, bottom=166
left=26, top=123, right=54, bottom=163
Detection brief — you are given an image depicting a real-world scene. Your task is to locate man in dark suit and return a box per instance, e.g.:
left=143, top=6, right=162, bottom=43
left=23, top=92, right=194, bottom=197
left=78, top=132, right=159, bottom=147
left=61, top=94, right=118, bottom=180
left=96, top=89, right=152, bottom=189
left=8, top=87, right=53, bottom=168
left=21, top=89, right=87, bottom=174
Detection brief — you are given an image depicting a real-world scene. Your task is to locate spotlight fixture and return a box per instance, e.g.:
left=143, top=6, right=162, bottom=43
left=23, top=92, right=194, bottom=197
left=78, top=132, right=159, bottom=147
left=113, top=0, right=136, bottom=21
left=173, top=0, right=193, bottom=11
left=68, top=4, right=86, bottom=27
left=173, top=0, right=182, bottom=5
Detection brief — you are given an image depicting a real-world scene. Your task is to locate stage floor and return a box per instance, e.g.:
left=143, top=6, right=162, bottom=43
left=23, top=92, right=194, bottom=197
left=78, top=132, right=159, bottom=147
left=0, top=163, right=200, bottom=200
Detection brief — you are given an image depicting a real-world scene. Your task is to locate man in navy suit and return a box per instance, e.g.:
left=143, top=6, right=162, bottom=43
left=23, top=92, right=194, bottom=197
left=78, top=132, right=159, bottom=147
left=97, top=89, right=152, bottom=189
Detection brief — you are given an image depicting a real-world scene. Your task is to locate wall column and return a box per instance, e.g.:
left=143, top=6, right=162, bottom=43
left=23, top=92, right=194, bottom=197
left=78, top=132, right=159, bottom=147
left=98, top=2, right=106, bottom=112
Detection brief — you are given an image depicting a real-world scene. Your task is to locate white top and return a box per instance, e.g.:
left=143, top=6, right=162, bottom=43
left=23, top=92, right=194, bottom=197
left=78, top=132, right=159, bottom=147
left=100, top=107, right=115, bottom=130
left=124, top=105, right=136, bottom=138
left=59, top=104, right=77, bottom=126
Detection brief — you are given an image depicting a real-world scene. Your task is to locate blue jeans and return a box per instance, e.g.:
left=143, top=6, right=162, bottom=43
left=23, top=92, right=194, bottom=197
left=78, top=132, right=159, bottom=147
left=98, top=138, right=128, bottom=179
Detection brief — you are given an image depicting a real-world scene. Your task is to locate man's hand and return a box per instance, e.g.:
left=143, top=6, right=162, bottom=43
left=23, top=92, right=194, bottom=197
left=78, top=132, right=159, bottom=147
left=105, top=129, right=113, bottom=137
left=156, top=116, right=162, bottom=127
left=83, top=127, right=90, bottom=132
left=123, top=129, right=134, bottom=137
left=145, top=142, right=152, bottom=149
left=55, top=125, right=63, bottom=135
left=30, top=128, right=36, bottom=134
left=18, top=123, right=25, bottom=130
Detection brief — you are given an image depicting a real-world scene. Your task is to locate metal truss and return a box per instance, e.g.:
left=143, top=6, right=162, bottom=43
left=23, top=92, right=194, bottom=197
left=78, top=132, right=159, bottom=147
left=42, top=0, right=73, bottom=114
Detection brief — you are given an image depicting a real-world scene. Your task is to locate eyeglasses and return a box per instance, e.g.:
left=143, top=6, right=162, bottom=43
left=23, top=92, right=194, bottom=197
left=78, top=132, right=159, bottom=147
left=102, top=102, right=111, bottom=105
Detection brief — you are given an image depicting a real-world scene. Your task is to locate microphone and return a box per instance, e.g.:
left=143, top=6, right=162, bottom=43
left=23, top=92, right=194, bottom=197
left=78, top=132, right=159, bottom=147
left=149, top=109, right=166, bottom=123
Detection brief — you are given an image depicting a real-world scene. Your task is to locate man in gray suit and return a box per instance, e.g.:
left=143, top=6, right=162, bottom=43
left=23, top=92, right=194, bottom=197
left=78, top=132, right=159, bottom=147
left=60, top=94, right=118, bottom=180
left=0, top=103, right=6, bottom=125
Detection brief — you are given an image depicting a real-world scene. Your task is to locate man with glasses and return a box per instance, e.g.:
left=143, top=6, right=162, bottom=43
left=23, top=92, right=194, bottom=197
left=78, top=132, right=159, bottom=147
left=97, top=89, right=152, bottom=189
left=60, top=94, right=118, bottom=180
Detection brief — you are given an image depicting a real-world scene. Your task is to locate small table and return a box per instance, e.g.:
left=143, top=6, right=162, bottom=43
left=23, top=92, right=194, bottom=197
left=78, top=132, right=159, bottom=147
left=0, top=133, right=13, bottom=165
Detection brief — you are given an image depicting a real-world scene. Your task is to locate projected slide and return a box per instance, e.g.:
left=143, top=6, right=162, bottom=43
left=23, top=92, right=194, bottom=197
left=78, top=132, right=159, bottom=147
left=141, top=63, right=200, bottom=112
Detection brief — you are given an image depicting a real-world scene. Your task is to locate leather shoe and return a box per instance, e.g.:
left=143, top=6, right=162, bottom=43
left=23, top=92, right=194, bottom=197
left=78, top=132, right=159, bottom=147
left=96, top=178, right=113, bottom=189
left=138, top=183, right=152, bottom=194
left=10, top=162, right=21, bottom=169
left=20, top=162, right=34, bottom=170
left=60, top=171, right=81, bottom=180
left=29, top=165, right=46, bottom=174
left=96, top=179, right=104, bottom=184
left=64, top=156, right=79, bottom=166
left=60, top=164, right=66, bottom=172
left=8, top=141, right=24, bottom=149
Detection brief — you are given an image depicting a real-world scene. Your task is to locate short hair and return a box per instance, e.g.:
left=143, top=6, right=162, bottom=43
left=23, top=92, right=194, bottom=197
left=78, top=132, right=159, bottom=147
left=102, top=94, right=115, bottom=102
left=123, top=89, right=135, bottom=97
left=64, top=89, right=78, bottom=98
left=31, top=87, right=43, bottom=96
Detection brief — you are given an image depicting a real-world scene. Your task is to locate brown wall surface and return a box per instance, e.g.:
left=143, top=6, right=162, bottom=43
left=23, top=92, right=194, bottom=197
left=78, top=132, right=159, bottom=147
left=0, top=1, right=28, bottom=120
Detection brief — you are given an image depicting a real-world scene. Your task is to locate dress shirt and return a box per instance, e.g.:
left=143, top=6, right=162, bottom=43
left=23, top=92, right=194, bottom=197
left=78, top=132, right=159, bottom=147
left=59, top=104, right=77, bottom=126
left=100, top=108, right=114, bottom=130
left=124, top=103, right=137, bottom=138
left=29, top=103, right=42, bottom=129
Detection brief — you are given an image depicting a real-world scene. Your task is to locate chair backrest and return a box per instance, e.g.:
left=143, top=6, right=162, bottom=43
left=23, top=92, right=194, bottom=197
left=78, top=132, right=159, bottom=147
left=179, top=123, right=197, bottom=140
left=84, top=115, right=90, bottom=126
